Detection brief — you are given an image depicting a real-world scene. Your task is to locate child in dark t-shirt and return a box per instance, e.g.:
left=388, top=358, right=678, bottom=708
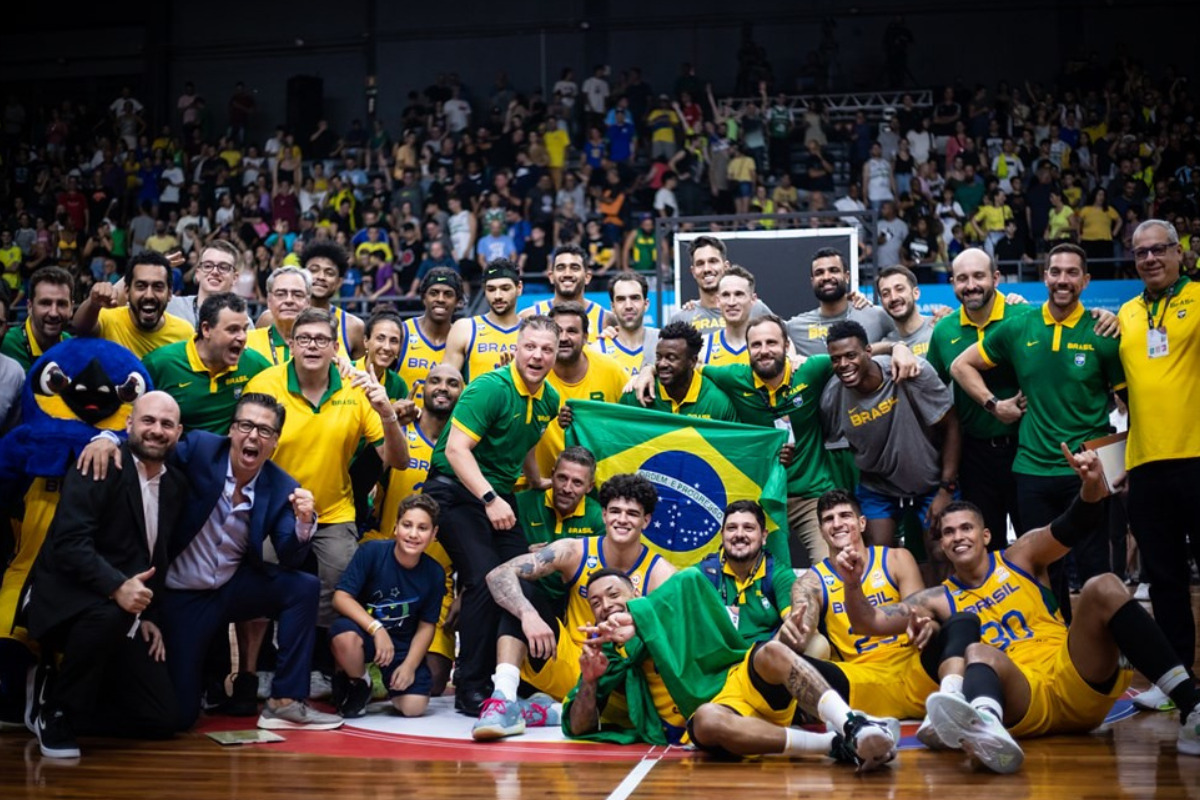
left=330, top=494, right=446, bottom=717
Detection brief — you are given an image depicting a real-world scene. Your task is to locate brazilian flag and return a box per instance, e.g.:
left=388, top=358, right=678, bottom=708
left=564, top=400, right=791, bottom=570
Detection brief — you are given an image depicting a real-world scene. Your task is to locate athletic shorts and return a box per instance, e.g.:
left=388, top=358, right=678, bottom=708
left=839, top=650, right=938, bottom=720
left=520, top=620, right=583, bottom=701
left=328, top=616, right=433, bottom=697
left=1010, top=637, right=1132, bottom=738
left=358, top=530, right=455, bottom=661
left=707, top=643, right=796, bottom=728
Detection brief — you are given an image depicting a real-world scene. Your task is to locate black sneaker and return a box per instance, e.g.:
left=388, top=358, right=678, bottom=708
left=25, top=660, right=53, bottom=734
left=340, top=677, right=372, bottom=719
left=331, top=672, right=350, bottom=711
left=200, top=677, right=231, bottom=713
left=226, top=673, right=260, bottom=717
left=36, top=709, right=80, bottom=759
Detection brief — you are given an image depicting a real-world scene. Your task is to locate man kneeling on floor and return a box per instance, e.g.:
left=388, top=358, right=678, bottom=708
left=564, top=568, right=900, bottom=772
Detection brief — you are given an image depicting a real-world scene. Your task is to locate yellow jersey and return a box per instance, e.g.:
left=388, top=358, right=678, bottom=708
left=564, top=536, right=664, bottom=638
left=530, top=299, right=609, bottom=343
left=534, top=351, right=628, bottom=478
left=327, top=306, right=354, bottom=360
left=1117, top=279, right=1200, bottom=469
left=593, top=334, right=650, bottom=378
left=245, top=362, right=383, bottom=524
left=699, top=330, right=749, bottom=367
left=943, top=551, right=1066, bottom=666
left=96, top=307, right=193, bottom=359
left=812, top=546, right=908, bottom=663
left=396, top=317, right=446, bottom=403
left=464, top=315, right=520, bottom=383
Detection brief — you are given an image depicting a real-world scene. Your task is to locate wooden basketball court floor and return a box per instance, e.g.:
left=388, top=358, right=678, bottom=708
left=3, top=593, right=1199, bottom=800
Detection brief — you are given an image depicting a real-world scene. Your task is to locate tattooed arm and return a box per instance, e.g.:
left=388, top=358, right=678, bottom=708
left=835, top=546, right=949, bottom=636
left=486, top=538, right=584, bottom=660
left=779, top=569, right=823, bottom=652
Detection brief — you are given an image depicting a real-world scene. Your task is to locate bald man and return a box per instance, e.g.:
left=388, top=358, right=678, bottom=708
left=24, top=391, right=187, bottom=759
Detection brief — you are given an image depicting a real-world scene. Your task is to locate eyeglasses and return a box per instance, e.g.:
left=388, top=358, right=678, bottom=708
left=198, top=261, right=236, bottom=274
left=231, top=419, right=279, bottom=439
left=293, top=334, right=334, bottom=349
left=1132, top=243, right=1178, bottom=261
left=270, top=289, right=308, bottom=300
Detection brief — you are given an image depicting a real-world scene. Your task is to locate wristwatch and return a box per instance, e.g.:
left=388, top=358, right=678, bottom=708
left=481, top=490, right=498, bottom=505
left=983, top=395, right=999, bottom=413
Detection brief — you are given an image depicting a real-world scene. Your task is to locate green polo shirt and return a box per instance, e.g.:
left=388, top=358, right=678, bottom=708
left=0, top=319, right=71, bottom=371
left=926, top=294, right=1035, bottom=440
left=143, top=338, right=271, bottom=434
left=702, top=356, right=837, bottom=499
left=691, top=549, right=795, bottom=644
left=980, top=302, right=1126, bottom=476
left=430, top=361, right=560, bottom=495
left=515, top=488, right=606, bottom=599
left=618, top=370, right=738, bottom=422
left=352, top=357, right=409, bottom=402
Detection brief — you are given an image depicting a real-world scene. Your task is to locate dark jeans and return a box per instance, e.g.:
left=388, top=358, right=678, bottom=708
left=960, top=436, right=1022, bottom=552
left=162, top=564, right=319, bottom=730
left=422, top=472, right=527, bottom=696
left=1127, top=458, right=1200, bottom=674
left=1015, top=472, right=1111, bottom=624
left=42, top=603, right=177, bottom=738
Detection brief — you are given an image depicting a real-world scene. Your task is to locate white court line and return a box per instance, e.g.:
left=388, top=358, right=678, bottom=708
left=605, top=745, right=669, bottom=800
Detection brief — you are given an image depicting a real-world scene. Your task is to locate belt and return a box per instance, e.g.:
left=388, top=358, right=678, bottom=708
left=967, top=435, right=1017, bottom=448
left=427, top=473, right=457, bottom=487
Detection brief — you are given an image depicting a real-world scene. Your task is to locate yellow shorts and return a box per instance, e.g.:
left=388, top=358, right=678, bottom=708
left=706, top=645, right=796, bottom=728
left=1010, top=637, right=1132, bottom=738
left=520, top=620, right=584, bottom=701
left=841, top=649, right=938, bottom=720
left=358, top=530, right=455, bottom=661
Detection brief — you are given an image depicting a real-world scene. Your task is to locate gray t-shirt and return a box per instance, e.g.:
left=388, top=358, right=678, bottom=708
left=786, top=304, right=895, bottom=357
left=875, top=217, right=909, bottom=269
left=883, top=316, right=934, bottom=359
left=166, top=295, right=256, bottom=330
left=670, top=299, right=772, bottom=335
left=0, top=353, right=24, bottom=433
left=819, top=355, right=953, bottom=497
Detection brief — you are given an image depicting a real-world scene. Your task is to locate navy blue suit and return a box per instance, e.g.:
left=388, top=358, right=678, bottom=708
left=160, top=430, right=319, bottom=730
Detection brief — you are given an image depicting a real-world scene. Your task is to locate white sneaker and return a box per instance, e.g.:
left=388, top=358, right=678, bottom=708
left=916, top=714, right=949, bottom=749
left=308, top=671, right=332, bottom=700
left=926, top=691, right=1024, bottom=774
left=256, top=671, right=273, bottom=701
left=1131, top=685, right=1175, bottom=712
left=257, top=701, right=343, bottom=731
left=828, top=712, right=898, bottom=772
left=1133, top=583, right=1151, bottom=602
left=1180, top=707, right=1200, bottom=756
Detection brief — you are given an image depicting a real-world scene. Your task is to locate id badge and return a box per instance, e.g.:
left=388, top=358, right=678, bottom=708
left=773, top=416, right=796, bottom=445
left=725, top=605, right=740, bottom=629
left=1148, top=327, right=1169, bottom=359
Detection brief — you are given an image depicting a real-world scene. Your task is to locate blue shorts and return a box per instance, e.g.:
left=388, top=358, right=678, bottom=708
left=329, top=615, right=433, bottom=697
left=735, top=181, right=754, bottom=198
left=856, top=484, right=957, bottom=532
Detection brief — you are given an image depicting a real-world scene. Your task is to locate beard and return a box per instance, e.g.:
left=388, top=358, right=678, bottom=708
left=814, top=280, right=848, bottom=302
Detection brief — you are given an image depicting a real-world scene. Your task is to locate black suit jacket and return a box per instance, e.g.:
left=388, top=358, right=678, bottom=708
left=24, top=445, right=187, bottom=639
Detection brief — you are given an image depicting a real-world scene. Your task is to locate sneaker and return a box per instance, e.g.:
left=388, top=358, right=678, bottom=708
left=308, top=671, right=333, bottom=701
left=1180, top=707, right=1200, bottom=756
left=200, top=677, right=231, bottom=713
left=257, top=701, right=344, bottom=731
left=471, top=692, right=525, bottom=741
left=828, top=712, right=898, bottom=772
left=226, top=673, right=260, bottom=717
left=926, top=691, right=1024, bottom=774
left=1131, top=685, right=1176, bottom=712
left=35, top=709, right=81, bottom=759
left=256, top=671, right=273, bottom=701
left=518, top=693, right=561, bottom=727
left=340, top=677, right=373, bottom=719
left=367, top=664, right=387, bottom=700
left=1134, top=583, right=1151, bottom=602
left=331, top=673, right=350, bottom=710
left=916, top=715, right=949, bottom=750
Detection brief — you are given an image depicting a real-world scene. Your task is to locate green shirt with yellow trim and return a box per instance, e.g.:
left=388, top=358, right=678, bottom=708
left=926, top=294, right=1035, bottom=440
left=0, top=318, right=71, bottom=372
left=618, top=370, right=739, bottom=422
left=691, top=548, right=795, bottom=645
left=429, top=361, right=560, bottom=495
left=980, top=302, right=1126, bottom=476
left=702, top=356, right=837, bottom=499
left=143, top=338, right=271, bottom=433
left=515, top=488, right=606, bottom=599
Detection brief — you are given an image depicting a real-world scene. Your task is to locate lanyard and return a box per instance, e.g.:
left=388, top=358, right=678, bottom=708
left=1145, top=277, right=1186, bottom=330
left=719, top=550, right=764, bottom=605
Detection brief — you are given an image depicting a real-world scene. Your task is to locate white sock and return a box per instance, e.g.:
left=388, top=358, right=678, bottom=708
left=971, top=695, right=1004, bottom=722
left=492, top=663, right=521, bottom=702
left=1155, top=665, right=1190, bottom=697
left=783, top=726, right=837, bottom=755
left=817, top=689, right=854, bottom=732
left=940, top=673, right=964, bottom=695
